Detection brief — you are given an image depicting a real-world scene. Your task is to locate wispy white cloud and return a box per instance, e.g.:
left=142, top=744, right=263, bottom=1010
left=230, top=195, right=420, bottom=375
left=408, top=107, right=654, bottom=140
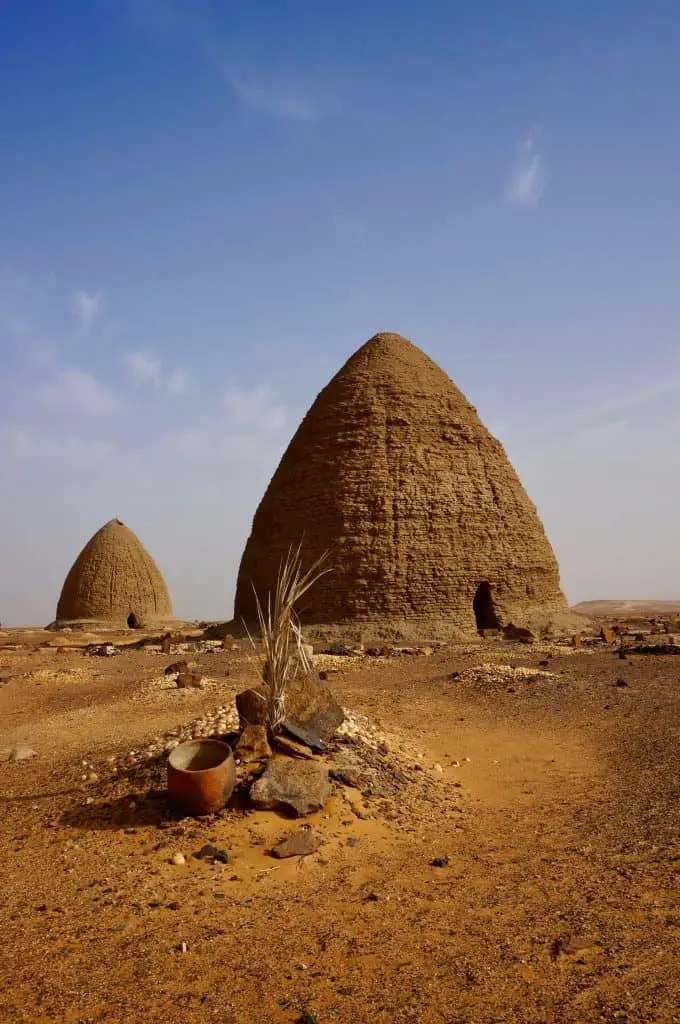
left=168, top=384, right=288, bottom=466
left=122, top=351, right=195, bottom=396
left=122, top=350, right=162, bottom=387
left=507, top=134, right=545, bottom=208
left=228, top=74, right=323, bottom=121
left=74, top=289, right=103, bottom=334
left=37, top=370, right=119, bottom=416
left=122, top=4, right=333, bottom=122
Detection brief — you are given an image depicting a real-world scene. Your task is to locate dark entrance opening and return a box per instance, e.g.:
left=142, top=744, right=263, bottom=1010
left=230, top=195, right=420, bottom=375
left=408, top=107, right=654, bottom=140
left=473, top=582, right=499, bottom=631
left=127, top=613, right=139, bottom=629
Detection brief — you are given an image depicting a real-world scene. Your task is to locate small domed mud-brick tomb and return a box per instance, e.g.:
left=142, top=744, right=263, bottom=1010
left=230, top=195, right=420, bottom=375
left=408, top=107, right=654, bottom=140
left=235, top=332, right=572, bottom=641
left=55, top=519, right=173, bottom=629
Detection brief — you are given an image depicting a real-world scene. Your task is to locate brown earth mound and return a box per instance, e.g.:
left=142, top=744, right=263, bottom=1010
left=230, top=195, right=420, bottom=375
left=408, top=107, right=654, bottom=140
left=235, top=332, right=575, bottom=641
left=55, top=519, right=173, bottom=629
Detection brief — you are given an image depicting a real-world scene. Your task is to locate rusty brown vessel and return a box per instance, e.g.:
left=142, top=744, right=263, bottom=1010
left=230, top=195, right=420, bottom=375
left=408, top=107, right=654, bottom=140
left=166, top=739, right=236, bottom=816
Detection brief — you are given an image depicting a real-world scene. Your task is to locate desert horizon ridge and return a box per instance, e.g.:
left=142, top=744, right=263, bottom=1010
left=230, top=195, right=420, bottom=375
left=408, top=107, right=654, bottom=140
left=5, top=598, right=680, bottom=633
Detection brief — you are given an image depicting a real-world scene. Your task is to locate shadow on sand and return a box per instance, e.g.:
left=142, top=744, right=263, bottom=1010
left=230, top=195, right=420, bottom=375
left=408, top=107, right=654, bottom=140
left=59, top=789, right=180, bottom=832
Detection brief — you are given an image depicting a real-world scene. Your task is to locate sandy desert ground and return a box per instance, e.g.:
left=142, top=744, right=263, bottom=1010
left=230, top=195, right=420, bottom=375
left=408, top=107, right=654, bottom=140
left=1, top=624, right=679, bottom=1024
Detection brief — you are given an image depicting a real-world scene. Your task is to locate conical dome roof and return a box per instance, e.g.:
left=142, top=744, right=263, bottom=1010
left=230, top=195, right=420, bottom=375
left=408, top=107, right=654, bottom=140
left=234, top=332, right=570, bottom=640
left=56, top=519, right=173, bottom=628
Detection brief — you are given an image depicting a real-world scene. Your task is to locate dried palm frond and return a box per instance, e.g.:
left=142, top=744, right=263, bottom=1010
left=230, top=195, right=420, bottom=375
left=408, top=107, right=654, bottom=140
left=249, top=544, right=331, bottom=732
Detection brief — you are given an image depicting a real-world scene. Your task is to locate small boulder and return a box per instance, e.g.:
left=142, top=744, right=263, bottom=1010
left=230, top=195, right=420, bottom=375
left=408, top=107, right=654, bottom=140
left=281, top=720, right=325, bottom=753
left=176, top=672, right=204, bottom=689
left=8, top=744, right=38, bottom=762
left=270, top=829, right=320, bottom=859
left=273, top=734, right=317, bottom=760
left=236, top=687, right=268, bottom=728
left=237, top=674, right=344, bottom=743
left=326, top=642, right=354, bottom=656
left=194, top=843, right=229, bottom=864
left=165, top=660, right=191, bottom=676
left=250, top=758, right=331, bottom=817
left=503, top=623, right=535, bottom=643
left=284, top=673, right=345, bottom=742
left=235, top=724, right=271, bottom=763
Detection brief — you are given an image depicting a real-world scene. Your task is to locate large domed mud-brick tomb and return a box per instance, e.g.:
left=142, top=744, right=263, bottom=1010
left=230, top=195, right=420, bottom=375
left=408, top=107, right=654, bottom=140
left=235, top=332, right=572, bottom=641
left=55, top=518, right=173, bottom=629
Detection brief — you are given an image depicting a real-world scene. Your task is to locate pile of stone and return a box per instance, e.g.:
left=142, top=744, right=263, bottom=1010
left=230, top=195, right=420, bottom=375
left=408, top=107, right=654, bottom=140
left=462, top=662, right=557, bottom=688
left=87, top=644, right=120, bottom=657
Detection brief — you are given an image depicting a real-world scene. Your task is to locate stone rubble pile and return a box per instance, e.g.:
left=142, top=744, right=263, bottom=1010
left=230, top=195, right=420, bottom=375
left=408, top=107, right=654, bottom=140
left=336, top=710, right=391, bottom=750
left=462, top=662, right=556, bottom=687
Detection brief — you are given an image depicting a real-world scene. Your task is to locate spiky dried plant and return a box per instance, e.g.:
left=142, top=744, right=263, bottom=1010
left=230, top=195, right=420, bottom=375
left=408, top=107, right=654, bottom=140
left=249, top=544, right=331, bottom=733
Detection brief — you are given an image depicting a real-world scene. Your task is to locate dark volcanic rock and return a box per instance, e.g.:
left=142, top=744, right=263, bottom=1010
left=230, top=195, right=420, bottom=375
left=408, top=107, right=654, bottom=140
left=281, top=720, right=326, bottom=753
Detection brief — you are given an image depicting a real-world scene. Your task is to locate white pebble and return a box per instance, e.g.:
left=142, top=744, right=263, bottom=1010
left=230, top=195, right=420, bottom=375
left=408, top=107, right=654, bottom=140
left=171, top=852, right=186, bottom=866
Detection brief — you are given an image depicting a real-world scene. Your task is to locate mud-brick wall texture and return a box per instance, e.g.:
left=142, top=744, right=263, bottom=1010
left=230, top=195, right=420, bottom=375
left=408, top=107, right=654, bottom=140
left=56, top=519, right=173, bottom=627
left=235, top=333, right=571, bottom=640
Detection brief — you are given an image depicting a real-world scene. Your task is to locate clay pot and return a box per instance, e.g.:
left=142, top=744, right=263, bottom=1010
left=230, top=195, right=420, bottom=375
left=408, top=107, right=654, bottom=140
left=167, top=738, right=236, bottom=816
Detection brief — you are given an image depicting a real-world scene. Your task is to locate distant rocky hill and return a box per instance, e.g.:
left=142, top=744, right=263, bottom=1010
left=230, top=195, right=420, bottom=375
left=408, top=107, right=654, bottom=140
left=572, top=599, right=680, bottom=617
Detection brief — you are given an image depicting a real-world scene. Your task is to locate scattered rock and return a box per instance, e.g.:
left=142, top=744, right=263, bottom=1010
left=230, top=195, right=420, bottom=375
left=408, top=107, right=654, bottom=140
left=281, top=720, right=326, bottom=753
left=171, top=852, right=186, bottom=866
left=164, top=660, right=191, bottom=676
left=88, top=644, right=119, bottom=657
left=329, top=767, right=363, bottom=789
left=250, top=758, right=332, bottom=817
left=503, top=623, right=535, bottom=643
left=8, top=745, right=38, bottom=762
left=238, top=674, right=344, bottom=742
left=194, top=844, right=229, bottom=864
left=325, top=642, right=355, bottom=656
left=284, top=673, right=345, bottom=741
left=273, top=734, right=317, bottom=760
left=430, top=855, right=450, bottom=868
left=236, top=687, right=267, bottom=728
left=176, top=672, right=204, bottom=690
left=270, top=829, right=320, bottom=859
left=235, top=724, right=271, bottom=763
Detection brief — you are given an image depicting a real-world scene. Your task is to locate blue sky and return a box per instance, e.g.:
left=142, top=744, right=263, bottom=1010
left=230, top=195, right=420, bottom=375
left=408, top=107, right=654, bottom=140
left=2, top=1, right=680, bottom=625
